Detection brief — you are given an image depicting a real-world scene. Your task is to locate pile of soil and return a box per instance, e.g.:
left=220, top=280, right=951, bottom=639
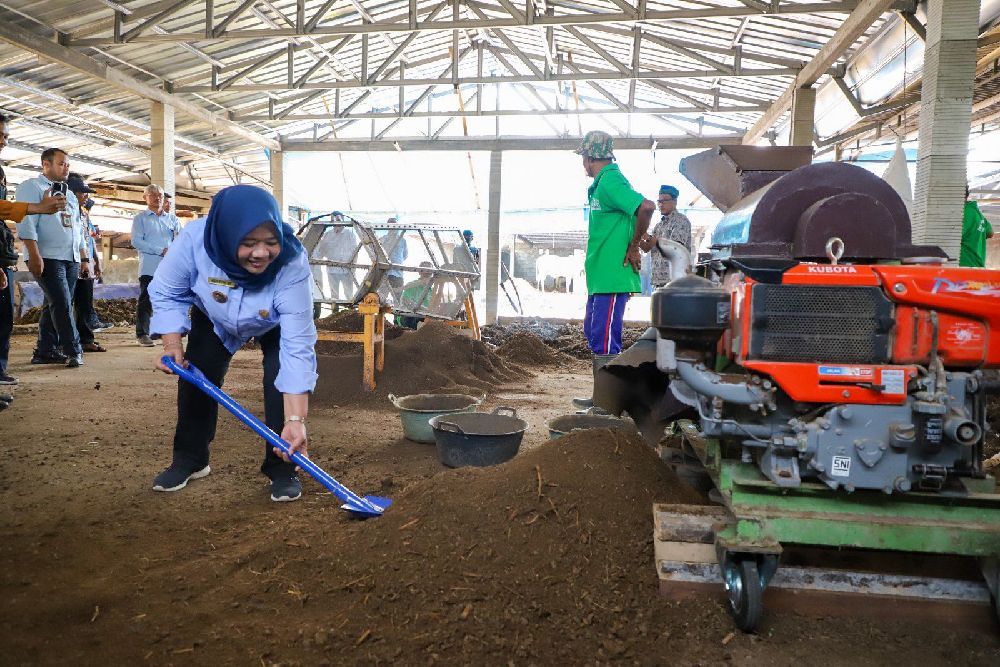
left=315, top=310, right=406, bottom=356
left=223, top=429, right=709, bottom=663
left=549, top=324, right=648, bottom=359
left=480, top=320, right=565, bottom=347
left=497, top=331, right=574, bottom=367
left=314, top=321, right=526, bottom=406
left=986, top=395, right=1000, bottom=464
left=482, top=321, right=649, bottom=359
left=16, top=297, right=138, bottom=326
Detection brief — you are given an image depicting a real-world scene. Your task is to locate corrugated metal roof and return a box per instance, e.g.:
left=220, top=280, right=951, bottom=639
left=0, top=0, right=918, bottom=194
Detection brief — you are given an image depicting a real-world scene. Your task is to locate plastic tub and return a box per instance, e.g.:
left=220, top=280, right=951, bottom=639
left=389, top=393, right=483, bottom=444
left=429, top=407, right=528, bottom=468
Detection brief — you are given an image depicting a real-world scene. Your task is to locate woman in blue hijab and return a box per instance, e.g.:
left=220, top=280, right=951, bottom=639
left=149, top=185, right=317, bottom=502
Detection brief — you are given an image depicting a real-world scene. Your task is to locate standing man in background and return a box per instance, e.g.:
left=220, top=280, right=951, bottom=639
left=642, top=185, right=693, bottom=288
left=572, top=131, right=655, bottom=409
left=16, top=148, right=89, bottom=368
left=383, top=216, right=408, bottom=289
left=163, top=192, right=181, bottom=226
left=68, top=173, right=106, bottom=352
left=960, top=186, right=994, bottom=268
left=131, top=184, right=179, bottom=347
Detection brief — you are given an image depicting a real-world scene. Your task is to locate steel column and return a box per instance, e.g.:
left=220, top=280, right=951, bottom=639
left=485, top=150, right=502, bottom=324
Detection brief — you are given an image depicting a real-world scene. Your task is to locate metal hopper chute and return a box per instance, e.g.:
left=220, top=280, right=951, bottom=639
left=300, top=214, right=480, bottom=320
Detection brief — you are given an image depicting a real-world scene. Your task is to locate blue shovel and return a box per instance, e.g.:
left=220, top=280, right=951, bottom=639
left=162, top=356, right=391, bottom=518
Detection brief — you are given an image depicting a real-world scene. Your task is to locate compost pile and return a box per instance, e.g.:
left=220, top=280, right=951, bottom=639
left=986, top=395, right=1000, bottom=469
left=314, top=310, right=406, bottom=355
left=213, top=429, right=709, bottom=663
left=480, top=320, right=565, bottom=347
left=497, top=331, right=574, bottom=367
left=550, top=325, right=648, bottom=359
left=17, top=297, right=137, bottom=325
left=314, top=321, right=526, bottom=406
left=482, top=321, right=649, bottom=360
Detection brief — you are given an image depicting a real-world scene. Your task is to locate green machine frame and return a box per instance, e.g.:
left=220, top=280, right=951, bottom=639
left=673, top=420, right=1000, bottom=631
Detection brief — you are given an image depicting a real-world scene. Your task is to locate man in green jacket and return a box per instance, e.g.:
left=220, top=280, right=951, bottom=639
left=572, top=131, right=655, bottom=409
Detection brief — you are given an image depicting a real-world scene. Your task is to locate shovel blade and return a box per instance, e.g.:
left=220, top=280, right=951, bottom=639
left=341, top=495, right=393, bottom=518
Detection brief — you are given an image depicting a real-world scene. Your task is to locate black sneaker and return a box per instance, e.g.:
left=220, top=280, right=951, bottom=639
left=270, top=475, right=302, bottom=502
left=0, top=373, right=17, bottom=385
left=92, top=321, right=112, bottom=332
left=137, top=335, right=155, bottom=347
left=65, top=354, right=84, bottom=368
left=31, top=350, right=67, bottom=365
left=152, top=464, right=211, bottom=492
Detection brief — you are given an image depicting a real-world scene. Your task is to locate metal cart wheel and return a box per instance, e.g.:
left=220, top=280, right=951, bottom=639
left=724, top=558, right=763, bottom=633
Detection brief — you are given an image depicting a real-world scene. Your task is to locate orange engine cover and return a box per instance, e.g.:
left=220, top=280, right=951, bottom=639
left=730, top=263, right=1000, bottom=406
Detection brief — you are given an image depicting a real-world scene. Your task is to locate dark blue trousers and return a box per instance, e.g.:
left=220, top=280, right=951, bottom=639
left=584, top=293, right=629, bottom=355
left=0, top=267, right=12, bottom=373
left=171, top=307, right=295, bottom=480
left=36, top=259, right=81, bottom=357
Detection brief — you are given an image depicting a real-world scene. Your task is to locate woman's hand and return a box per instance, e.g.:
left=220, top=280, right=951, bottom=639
left=638, top=233, right=656, bottom=252
left=276, top=420, right=308, bottom=463
left=0, top=270, right=6, bottom=290
left=155, top=336, right=187, bottom=374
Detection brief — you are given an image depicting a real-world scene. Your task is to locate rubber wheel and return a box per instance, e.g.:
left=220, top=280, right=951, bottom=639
left=725, top=559, right=763, bottom=633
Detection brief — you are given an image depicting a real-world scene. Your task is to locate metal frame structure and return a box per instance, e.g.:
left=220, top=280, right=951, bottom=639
left=672, top=419, right=1000, bottom=631
left=0, top=0, right=923, bottom=189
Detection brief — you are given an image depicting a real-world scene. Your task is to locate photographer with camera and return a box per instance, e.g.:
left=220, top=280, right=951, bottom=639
left=15, top=147, right=89, bottom=368
left=1, top=116, right=68, bottom=388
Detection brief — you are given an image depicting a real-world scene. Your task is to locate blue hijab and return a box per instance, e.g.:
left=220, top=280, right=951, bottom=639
left=203, top=184, right=303, bottom=290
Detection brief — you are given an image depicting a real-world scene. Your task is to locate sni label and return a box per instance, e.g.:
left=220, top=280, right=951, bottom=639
left=831, top=456, right=852, bottom=477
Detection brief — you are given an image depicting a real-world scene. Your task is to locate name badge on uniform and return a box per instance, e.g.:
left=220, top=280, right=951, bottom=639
left=211, top=290, right=228, bottom=303
left=208, top=277, right=237, bottom=288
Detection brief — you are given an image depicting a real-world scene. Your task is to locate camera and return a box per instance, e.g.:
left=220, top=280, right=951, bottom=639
left=50, top=182, right=72, bottom=227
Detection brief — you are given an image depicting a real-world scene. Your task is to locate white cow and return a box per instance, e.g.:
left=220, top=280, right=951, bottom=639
left=535, top=252, right=585, bottom=293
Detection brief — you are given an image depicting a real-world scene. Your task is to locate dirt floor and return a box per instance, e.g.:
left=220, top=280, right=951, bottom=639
left=1, top=327, right=999, bottom=666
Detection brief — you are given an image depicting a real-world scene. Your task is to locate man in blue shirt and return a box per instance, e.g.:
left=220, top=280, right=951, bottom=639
left=131, top=184, right=179, bottom=346
left=68, top=174, right=107, bottom=352
left=16, top=147, right=89, bottom=368
left=383, top=216, right=408, bottom=289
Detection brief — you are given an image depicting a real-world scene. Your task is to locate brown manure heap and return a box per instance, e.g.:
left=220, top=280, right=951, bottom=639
left=314, top=321, right=527, bottom=406
left=314, top=310, right=406, bottom=356
left=236, top=429, right=708, bottom=663
left=497, top=330, right=574, bottom=367
left=17, top=297, right=138, bottom=326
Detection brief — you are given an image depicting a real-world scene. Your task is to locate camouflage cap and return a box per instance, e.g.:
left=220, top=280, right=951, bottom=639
left=575, top=130, right=615, bottom=159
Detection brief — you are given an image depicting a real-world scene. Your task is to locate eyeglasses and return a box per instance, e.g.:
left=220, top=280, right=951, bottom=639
left=657, top=198, right=675, bottom=203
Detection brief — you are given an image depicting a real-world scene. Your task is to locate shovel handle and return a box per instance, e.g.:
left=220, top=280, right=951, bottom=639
left=161, top=356, right=382, bottom=515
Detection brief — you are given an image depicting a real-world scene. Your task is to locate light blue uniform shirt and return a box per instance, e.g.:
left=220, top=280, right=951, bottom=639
left=149, top=218, right=318, bottom=394
left=15, top=175, right=85, bottom=262
left=131, top=209, right=180, bottom=277
left=82, top=212, right=97, bottom=259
